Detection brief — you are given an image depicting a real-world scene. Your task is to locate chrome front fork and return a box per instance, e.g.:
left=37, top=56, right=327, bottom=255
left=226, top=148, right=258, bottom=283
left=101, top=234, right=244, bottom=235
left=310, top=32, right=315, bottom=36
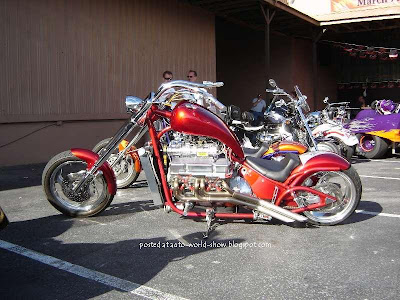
left=73, top=104, right=151, bottom=193
left=297, top=107, right=318, bottom=151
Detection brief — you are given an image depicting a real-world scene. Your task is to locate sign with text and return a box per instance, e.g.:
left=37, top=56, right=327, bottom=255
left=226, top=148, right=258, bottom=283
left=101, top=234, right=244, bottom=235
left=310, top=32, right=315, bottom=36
left=332, top=0, right=400, bottom=12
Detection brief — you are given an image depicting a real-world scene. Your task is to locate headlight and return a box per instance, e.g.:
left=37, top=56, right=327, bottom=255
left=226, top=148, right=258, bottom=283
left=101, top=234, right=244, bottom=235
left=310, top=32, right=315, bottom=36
left=125, top=96, right=143, bottom=113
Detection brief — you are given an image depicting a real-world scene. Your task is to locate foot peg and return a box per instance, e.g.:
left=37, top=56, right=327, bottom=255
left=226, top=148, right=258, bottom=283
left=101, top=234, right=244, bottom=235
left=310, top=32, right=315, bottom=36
left=183, top=202, right=194, bottom=217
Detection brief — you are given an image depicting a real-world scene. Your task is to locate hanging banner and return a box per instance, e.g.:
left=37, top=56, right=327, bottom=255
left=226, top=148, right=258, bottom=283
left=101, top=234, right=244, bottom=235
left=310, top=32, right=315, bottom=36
left=331, top=0, right=400, bottom=12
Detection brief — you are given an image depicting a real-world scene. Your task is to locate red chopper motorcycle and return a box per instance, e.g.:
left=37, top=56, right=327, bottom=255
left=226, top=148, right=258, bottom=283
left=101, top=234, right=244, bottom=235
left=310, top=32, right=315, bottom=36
left=42, top=79, right=362, bottom=236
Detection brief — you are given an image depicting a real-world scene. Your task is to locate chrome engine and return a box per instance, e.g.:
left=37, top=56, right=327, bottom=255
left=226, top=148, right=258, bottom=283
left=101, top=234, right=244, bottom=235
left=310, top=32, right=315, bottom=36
left=166, top=134, right=254, bottom=209
left=166, top=135, right=231, bottom=184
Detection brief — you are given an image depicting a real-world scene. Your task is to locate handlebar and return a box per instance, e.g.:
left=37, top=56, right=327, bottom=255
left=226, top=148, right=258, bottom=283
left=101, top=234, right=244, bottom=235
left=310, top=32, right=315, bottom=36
left=207, top=95, right=226, bottom=111
left=154, top=80, right=224, bottom=103
left=158, top=80, right=223, bottom=93
left=202, top=81, right=224, bottom=88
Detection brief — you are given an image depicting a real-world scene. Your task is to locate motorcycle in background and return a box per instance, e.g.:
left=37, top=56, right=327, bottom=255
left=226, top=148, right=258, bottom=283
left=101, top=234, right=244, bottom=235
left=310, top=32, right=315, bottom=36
left=310, top=98, right=358, bottom=161
left=42, top=79, right=362, bottom=237
left=92, top=138, right=141, bottom=188
left=227, top=90, right=341, bottom=155
left=346, top=99, right=400, bottom=159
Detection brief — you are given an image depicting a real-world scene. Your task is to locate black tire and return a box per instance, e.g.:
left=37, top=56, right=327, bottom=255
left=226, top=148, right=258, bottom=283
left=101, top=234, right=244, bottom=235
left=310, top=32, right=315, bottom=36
left=300, top=166, right=362, bottom=226
left=42, top=150, right=114, bottom=217
left=359, top=135, right=389, bottom=159
left=342, top=144, right=355, bottom=162
left=93, top=138, right=140, bottom=188
left=332, top=137, right=354, bottom=162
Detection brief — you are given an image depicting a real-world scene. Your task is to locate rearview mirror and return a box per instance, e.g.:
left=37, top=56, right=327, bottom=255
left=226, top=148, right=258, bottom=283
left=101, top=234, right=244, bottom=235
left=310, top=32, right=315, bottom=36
left=269, top=79, right=277, bottom=88
left=125, top=96, right=143, bottom=113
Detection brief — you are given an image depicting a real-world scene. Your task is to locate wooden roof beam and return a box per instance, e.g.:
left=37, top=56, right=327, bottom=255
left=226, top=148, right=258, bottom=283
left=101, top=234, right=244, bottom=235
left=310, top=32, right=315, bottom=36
left=261, top=0, right=320, bottom=26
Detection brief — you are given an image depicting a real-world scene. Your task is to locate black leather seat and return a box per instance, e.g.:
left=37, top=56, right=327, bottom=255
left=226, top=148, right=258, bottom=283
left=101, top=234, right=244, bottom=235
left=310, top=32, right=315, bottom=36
left=243, top=143, right=270, bottom=158
left=245, top=153, right=300, bottom=182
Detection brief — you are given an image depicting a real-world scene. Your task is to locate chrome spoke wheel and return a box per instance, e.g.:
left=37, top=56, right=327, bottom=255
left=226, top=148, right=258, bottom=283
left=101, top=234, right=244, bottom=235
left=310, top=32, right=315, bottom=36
left=107, top=154, right=135, bottom=187
left=299, top=168, right=360, bottom=225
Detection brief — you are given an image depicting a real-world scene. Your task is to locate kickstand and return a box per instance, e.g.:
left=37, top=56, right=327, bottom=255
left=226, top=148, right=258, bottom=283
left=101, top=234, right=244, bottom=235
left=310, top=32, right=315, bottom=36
left=203, top=208, right=215, bottom=239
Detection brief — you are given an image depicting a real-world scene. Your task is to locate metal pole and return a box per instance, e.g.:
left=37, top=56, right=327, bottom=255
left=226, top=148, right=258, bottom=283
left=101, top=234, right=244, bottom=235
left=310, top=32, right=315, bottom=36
left=312, top=28, right=325, bottom=111
left=260, top=4, right=275, bottom=102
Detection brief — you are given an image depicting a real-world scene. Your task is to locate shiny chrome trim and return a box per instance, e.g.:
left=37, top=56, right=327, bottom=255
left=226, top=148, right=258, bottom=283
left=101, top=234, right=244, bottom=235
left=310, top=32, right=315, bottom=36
left=171, top=177, right=307, bottom=223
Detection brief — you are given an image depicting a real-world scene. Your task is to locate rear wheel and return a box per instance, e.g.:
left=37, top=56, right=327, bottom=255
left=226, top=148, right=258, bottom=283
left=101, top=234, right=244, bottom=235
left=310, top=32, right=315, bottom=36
left=93, top=138, right=140, bottom=188
left=42, top=151, right=114, bottom=217
left=298, top=167, right=361, bottom=225
left=359, top=135, right=389, bottom=159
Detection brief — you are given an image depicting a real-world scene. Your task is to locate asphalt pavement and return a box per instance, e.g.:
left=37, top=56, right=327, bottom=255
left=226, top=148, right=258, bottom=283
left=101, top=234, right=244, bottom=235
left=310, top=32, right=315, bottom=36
left=0, top=157, right=399, bottom=300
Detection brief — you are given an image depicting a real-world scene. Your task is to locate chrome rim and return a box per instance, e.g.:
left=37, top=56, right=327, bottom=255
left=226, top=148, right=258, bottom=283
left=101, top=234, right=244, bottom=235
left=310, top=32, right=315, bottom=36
left=49, top=160, right=108, bottom=212
left=317, top=142, right=340, bottom=155
left=360, top=136, right=375, bottom=152
left=107, top=153, right=135, bottom=187
left=300, top=171, right=356, bottom=224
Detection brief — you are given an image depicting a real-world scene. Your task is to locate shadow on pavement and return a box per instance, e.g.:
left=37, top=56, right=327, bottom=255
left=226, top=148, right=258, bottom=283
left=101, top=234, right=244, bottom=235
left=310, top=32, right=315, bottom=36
left=0, top=213, right=244, bottom=299
left=0, top=215, right=242, bottom=299
left=350, top=158, right=371, bottom=165
left=0, top=163, right=45, bottom=191
left=341, top=200, right=383, bottom=225
left=101, top=199, right=160, bottom=217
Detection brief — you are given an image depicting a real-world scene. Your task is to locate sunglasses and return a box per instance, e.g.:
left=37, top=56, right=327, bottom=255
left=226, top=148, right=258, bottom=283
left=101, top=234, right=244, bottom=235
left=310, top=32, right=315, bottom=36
left=187, top=75, right=194, bottom=78
left=164, top=77, right=172, bottom=80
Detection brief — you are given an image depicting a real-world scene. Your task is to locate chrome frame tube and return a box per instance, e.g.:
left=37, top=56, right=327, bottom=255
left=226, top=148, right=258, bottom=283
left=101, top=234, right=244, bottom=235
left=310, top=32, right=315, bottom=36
left=296, top=105, right=318, bottom=150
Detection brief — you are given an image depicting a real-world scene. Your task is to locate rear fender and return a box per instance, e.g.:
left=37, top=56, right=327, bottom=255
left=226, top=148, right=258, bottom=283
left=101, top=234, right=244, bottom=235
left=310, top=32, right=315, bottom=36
left=71, top=148, right=117, bottom=195
left=286, top=152, right=350, bottom=186
left=325, top=131, right=359, bottom=146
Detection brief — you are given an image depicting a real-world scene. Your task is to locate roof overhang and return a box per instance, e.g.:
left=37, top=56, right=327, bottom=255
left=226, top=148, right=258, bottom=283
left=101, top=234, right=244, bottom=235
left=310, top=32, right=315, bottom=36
left=183, top=0, right=400, bottom=37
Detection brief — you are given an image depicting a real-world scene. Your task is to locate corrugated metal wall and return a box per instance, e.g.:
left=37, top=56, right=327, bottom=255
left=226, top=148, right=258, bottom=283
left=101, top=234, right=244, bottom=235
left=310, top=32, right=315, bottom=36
left=0, top=0, right=216, bottom=123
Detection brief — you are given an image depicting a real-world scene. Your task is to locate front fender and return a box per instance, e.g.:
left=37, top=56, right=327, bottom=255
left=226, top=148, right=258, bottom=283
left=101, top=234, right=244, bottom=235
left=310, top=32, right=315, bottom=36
left=71, top=148, right=117, bottom=195
left=287, top=152, right=350, bottom=185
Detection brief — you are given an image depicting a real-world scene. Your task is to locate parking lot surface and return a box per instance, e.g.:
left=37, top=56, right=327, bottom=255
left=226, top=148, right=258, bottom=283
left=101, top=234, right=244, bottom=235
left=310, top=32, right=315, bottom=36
left=1, top=157, right=400, bottom=300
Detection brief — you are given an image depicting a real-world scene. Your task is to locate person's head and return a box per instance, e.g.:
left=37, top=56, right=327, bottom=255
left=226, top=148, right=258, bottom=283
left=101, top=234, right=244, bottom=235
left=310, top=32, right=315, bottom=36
left=187, top=70, right=197, bottom=82
left=358, top=95, right=366, bottom=104
left=162, top=71, right=173, bottom=83
left=257, top=93, right=262, bottom=99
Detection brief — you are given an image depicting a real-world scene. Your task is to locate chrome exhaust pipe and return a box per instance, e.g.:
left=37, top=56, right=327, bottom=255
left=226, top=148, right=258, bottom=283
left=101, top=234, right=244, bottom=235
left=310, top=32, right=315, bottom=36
left=174, top=188, right=295, bottom=223
left=172, top=178, right=307, bottom=223
left=222, top=182, right=308, bottom=223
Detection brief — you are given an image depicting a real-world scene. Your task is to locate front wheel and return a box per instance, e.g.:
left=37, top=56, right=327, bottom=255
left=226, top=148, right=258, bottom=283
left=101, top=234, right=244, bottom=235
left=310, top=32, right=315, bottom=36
left=93, top=138, right=140, bottom=188
left=316, top=141, right=341, bottom=155
left=298, top=167, right=362, bottom=225
left=42, top=151, right=114, bottom=217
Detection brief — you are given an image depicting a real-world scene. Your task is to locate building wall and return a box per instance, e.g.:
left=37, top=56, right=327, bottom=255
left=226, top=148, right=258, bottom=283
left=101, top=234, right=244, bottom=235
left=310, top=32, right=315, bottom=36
left=216, top=18, right=337, bottom=111
left=0, top=0, right=216, bottom=166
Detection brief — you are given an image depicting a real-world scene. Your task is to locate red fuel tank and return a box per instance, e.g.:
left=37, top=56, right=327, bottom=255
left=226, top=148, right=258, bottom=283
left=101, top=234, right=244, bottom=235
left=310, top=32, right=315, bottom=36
left=170, top=101, right=244, bottom=159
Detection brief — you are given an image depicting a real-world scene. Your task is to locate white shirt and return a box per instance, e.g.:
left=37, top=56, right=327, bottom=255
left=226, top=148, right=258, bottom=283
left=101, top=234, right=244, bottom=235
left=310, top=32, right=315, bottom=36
left=251, top=98, right=266, bottom=113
